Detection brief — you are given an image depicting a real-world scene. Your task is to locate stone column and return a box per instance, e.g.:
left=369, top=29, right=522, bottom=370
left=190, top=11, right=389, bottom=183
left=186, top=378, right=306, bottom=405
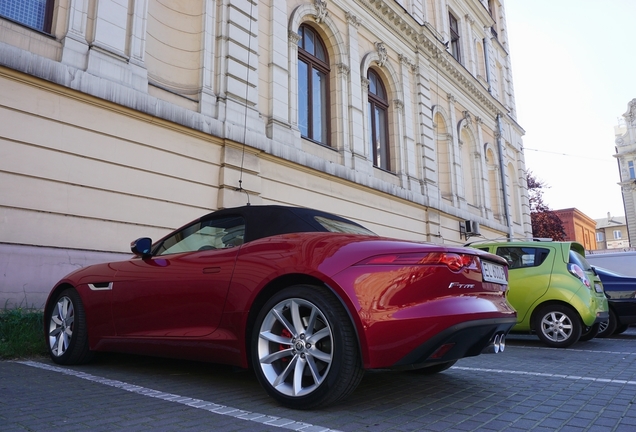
left=60, top=0, right=90, bottom=70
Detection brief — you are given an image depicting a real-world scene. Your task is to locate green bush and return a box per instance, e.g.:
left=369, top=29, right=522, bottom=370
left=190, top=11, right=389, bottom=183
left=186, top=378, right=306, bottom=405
left=0, top=308, right=47, bottom=359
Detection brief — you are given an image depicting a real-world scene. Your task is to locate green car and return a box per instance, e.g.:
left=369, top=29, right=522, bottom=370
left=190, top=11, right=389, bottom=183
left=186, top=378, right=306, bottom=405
left=471, top=240, right=609, bottom=348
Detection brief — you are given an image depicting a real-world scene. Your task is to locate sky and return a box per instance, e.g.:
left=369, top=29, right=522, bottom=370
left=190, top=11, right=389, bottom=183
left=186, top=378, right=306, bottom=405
left=504, top=0, right=636, bottom=220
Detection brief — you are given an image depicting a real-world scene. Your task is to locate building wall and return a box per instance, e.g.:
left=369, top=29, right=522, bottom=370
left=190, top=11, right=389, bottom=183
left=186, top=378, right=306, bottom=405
left=0, top=0, right=531, bottom=308
left=615, top=99, right=636, bottom=247
left=554, top=208, right=597, bottom=251
left=595, top=215, right=629, bottom=250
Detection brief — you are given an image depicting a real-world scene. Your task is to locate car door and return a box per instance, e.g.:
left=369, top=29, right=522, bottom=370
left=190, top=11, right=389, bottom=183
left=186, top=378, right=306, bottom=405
left=495, top=246, right=554, bottom=323
left=111, top=215, right=245, bottom=337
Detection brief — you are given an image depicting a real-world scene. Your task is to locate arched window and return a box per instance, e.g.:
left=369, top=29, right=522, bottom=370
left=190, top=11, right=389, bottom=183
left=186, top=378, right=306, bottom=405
left=460, top=129, right=476, bottom=205
left=435, top=112, right=452, bottom=199
left=367, top=69, right=390, bottom=170
left=297, top=25, right=330, bottom=146
left=485, top=147, right=502, bottom=221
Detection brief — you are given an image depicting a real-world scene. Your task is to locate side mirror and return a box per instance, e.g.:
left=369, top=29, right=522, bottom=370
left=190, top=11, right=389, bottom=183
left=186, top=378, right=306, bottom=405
left=131, top=237, right=153, bottom=258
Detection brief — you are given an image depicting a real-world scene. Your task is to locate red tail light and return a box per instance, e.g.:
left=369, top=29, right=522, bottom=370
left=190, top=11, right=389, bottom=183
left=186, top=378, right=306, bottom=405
left=358, top=252, right=480, bottom=273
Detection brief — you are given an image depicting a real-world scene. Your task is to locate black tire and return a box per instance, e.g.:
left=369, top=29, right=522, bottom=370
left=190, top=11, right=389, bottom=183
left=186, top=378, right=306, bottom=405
left=533, top=304, right=582, bottom=348
left=411, top=360, right=457, bottom=375
left=45, top=288, right=94, bottom=365
left=579, top=322, right=600, bottom=341
left=597, top=309, right=618, bottom=338
left=614, top=324, right=629, bottom=335
left=251, top=285, right=363, bottom=409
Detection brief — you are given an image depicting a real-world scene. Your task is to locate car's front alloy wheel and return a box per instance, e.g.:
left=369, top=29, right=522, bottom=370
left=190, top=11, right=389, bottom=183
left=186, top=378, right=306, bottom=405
left=533, top=304, right=582, bottom=348
left=251, top=285, right=363, bottom=409
left=46, top=288, right=93, bottom=364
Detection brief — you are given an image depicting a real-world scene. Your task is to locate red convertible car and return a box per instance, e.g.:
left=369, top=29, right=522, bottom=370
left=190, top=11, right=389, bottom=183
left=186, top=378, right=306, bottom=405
left=45, top=205, right=516, bottom=409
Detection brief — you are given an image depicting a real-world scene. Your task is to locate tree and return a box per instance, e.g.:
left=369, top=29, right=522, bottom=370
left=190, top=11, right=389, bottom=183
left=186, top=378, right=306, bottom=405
left=527, top=171, right=567, bottom=240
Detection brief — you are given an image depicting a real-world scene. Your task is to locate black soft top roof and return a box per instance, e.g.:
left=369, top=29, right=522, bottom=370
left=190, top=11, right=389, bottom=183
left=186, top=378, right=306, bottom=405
left=201, top=205, right=371, bottom=243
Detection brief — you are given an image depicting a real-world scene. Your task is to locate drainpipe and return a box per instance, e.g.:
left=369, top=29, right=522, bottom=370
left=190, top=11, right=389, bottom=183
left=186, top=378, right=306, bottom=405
left=496, top=114, right=514, bottom=239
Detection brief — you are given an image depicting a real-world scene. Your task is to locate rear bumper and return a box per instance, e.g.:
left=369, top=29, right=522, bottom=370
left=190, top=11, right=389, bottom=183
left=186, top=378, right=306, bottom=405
left=593, top=311, right=610, bottom=324
left=610, top=300, right=636, bottom=325
left=389, top=317, right=517, bottom=370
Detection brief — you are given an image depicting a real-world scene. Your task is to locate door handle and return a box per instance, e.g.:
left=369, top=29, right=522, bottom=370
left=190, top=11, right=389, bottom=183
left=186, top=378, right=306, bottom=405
left=203, top=267, right=221, bottom=274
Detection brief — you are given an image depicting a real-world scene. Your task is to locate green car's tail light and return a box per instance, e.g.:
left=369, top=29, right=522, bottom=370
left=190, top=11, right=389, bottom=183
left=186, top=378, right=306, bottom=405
left=567, top=263, right=591, bottom=288
left=359, top=252, right=480, bottom=273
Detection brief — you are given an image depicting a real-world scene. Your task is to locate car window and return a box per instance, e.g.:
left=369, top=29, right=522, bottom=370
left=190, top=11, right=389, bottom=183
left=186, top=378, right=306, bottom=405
left=155, top=216, right=246, bottom=256
left=314, top=216, right=376, bottom=235
left=495, top=246, right=550, bottom=269
left=569, top=250, right=593, bottom=271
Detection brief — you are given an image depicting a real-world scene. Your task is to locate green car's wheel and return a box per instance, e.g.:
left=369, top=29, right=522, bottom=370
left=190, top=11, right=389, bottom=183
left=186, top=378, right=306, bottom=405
left=533, top=304, right=582, bottom=348
left=579, top=322, right=600, bottom=341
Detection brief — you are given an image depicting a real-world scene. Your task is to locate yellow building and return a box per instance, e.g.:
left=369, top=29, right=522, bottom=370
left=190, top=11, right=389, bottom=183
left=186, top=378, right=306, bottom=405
left=0, top=0, right=531, bottom=307
left=595, top=214, right=629, bottom=250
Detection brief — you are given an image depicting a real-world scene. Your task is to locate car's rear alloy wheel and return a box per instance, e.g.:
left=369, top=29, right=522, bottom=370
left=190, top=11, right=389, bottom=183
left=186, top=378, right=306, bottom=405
left=252, top=285, right=363, bottom=409
left=46, top=288, right=93, bottom=364
left=597, top=309, right=618, bottom=338
left=533, top=304, right=582, bottom=348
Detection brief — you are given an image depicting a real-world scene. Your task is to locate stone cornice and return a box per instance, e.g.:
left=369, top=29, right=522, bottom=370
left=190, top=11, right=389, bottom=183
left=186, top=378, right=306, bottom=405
left=355, top=0, right=510, bottom=121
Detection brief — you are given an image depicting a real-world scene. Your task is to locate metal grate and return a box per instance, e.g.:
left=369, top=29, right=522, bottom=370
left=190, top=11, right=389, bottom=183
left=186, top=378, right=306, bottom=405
left=0, top=0, right=48, bottom=31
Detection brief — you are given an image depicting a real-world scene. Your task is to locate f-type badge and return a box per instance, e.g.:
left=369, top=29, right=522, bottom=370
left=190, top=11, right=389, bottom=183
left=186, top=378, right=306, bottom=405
left=448, top=283, right=475, bottom=289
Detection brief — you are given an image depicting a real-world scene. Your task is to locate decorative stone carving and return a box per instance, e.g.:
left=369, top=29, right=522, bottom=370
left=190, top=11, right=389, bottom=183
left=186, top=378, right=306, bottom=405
left=463, top=111, right=473, bottom=125
left=337, top=63, right=350, bottom=75
left=374, top=42, right=388, bottom=67
left=288, top=30, right=301, bottom=44
left=398, top=53, right=419, bottom=73
left=394, top=99, right=404, bottom=111
left=314, top=0, right=328, bottom=23
left=624, top=98, right=636, bottom=126
left=345, top=11, right=361, bottom=28
left=447, top=93, right=456, bottom=104
left=361, top=77, right=370, bottom=90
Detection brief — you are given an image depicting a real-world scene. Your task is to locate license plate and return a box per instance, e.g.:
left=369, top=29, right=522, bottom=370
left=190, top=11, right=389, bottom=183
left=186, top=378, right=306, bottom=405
left=482, top=261, right=507, bottom=284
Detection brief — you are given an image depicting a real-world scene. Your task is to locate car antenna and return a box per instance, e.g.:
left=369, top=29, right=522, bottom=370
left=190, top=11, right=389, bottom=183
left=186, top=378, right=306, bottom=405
left=237, top=0, right=256, bottom=206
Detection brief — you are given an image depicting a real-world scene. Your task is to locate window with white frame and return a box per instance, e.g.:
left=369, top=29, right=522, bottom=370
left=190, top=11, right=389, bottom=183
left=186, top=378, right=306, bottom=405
left=614, top=230, right=622, bottom=240
left=629, top=161, right=635, bottom=179
left=596, top=232, right=604, bottom=242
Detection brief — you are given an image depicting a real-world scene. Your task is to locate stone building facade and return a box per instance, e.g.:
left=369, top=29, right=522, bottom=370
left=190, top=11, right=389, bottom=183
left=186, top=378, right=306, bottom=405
left=0, top=0, right=531, bottom=307
left=615, top=99, right=636, bottom=248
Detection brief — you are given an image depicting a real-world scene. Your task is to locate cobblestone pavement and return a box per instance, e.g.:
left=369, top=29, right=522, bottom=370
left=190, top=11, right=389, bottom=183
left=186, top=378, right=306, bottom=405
left=1, top=328, right=635, bottom=431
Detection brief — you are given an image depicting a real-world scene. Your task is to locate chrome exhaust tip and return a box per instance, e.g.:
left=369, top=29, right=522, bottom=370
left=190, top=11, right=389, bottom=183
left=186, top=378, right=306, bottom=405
left=482, top=332, right=506, bottom=354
